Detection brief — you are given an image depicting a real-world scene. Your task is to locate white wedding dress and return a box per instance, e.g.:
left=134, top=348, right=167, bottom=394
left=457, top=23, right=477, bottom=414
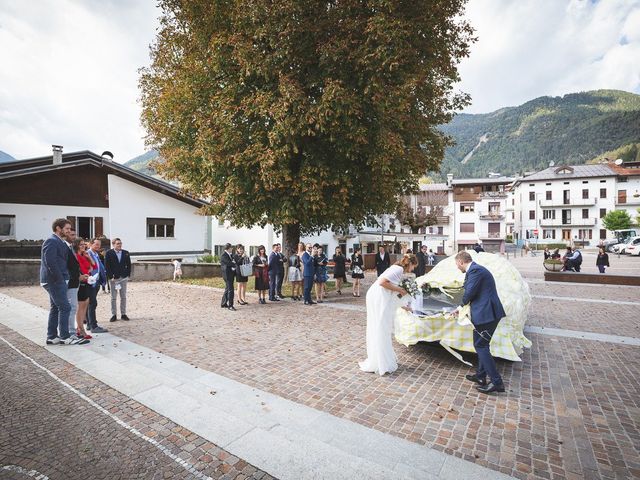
left=359, top=265, right=404, bottom=375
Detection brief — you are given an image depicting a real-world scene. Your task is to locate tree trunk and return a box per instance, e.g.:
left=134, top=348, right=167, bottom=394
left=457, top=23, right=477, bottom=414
left=282, top=223, right=301, bottom=256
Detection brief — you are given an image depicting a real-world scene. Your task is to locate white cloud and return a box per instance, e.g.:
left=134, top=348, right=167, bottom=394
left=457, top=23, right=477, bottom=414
left=0, top=0, right=159, bottom=161
left=457, top=0, right=640, bottom=113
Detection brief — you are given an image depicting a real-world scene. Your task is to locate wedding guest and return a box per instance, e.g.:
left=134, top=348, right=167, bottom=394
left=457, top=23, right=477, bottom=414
left=596, top=246, right=610, bottom=273
left=453, top=251, right=505, bottom=394
left=74, top=238, right=96, bottom=339
left=253, top=245, right=270, bottom=304
left=268, top=244, right=281, bottom=302
left=288, top=244, right=304, bottom=301
left=314, top=245, right=329, bottom=303
left=551, top=248, right=561, bottom=260
left=105, top=238, right=131, bottom=322
left=543, top=247, right=551, bottom=260
left=235, top=244, right=250, bottom=305
left=332, top=246, right=347, bottom=295
left=350, top=247, right=365, bottom=297
left=301, top=243, right=316, bottom=305
left=65, top=228, right=80, bottom=336
left=87, top=238, right=108, bottom=333
left=427, top=249, right=435, bottom=266
left=473, top=241, right=485, bottom=253
left=375, top=246, right=390, bottom=276
left=358, top=254, right=417, bottom=376
left=220, top=243, right=237, bottom=310
left=276, top=243, right=286, bottom=299
left=415, top=245, right=428, bottom=277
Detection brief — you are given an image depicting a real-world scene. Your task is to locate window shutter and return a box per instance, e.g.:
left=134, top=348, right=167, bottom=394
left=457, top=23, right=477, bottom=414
left=94, top=217, right=103, bottom=237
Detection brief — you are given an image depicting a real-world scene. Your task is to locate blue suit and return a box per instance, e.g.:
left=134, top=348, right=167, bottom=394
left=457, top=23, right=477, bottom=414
left=268, top=251, right=279, bottom=300
left=301, top=251, right=315, bottom=303
left=461, top=262, right=506, bottom=386
left=40, top=234, right=72, bottom=340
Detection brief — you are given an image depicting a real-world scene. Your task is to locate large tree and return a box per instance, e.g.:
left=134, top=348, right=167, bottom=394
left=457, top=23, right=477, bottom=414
left=602, top=210, right=633, bottom=231
left=140, top=0, right=474, bottom=252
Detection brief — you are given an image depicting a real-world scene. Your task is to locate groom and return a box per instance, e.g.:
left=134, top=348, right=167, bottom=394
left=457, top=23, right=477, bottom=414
left=453, top=251, right=506, bottom=394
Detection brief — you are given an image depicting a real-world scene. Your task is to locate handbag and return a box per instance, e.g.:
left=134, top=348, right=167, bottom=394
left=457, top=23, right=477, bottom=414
left=239, top=263, right=253, bottom=277
left=352, top=265, right=363, bottom=275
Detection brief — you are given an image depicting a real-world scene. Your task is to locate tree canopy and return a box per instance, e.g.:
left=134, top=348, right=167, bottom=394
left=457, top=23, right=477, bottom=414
left=602, top=210, right=633, bottom=231
left=140, top=0, right=474, bottom=249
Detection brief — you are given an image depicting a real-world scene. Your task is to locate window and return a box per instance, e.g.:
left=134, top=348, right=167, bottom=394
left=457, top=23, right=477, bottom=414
left=600, top=180, right=606, bottom=183
left=529, top=184, right=534, bottom=187
left=582, top=208, right=589, bottom=219
left=437, top=226, right=443, bottom=235
left=460, top=223, right=475, bottom=233
left=529, top=210, right=535, bottom=220
left=546, top=183, right=551, bottom=186
left=249, top=246, right=261, bottom=257
left=146, top=218, right=175, bottom=238
left=582, top=180, right=588, bottom=184
left=600, top=188, right=607, bottom=199
left=0, top=214, right=16, bottom=238
left=618, top=190, right=627, bottom=204
left=546, top=191, right=552, bottom=200
left=619, top=177, right=628, bottom=183
left=578, top=229, right=592, bottom=240
left=543, top=229, right=556, bottom=239
left=600, top=229, right=607, bottom=240
left=529, top=192, right=535, bottom=201
left=543, top=210, right=556, bottom=220
left=600, top=208, right=606, bottom=218
left=460, top=203, right=474, bottom=212
left=213, top=245, right=227, bottom=257
left=582, top=189, right=589, bottom=199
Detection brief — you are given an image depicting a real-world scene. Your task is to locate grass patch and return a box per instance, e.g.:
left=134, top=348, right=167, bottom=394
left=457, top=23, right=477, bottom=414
left=178, top=277, right=352, bottom=294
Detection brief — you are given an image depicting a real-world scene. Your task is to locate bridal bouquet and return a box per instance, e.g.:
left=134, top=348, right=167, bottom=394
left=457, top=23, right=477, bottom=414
left=398, top=278, right=420, bottom=298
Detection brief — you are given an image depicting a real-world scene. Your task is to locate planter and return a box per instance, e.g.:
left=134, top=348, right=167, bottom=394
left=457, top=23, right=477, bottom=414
left=543, top=260, right=564, bottom=272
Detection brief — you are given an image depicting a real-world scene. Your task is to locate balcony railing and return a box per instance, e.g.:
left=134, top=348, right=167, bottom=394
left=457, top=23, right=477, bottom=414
left=479, top=191, right=507, bottom=199
left=479, top=232, right=503, bottom=239
left=478, top=212, right=505, bottom=220
left=539, top=218, right=597, bottom=227
left=538, top=198, right=597, bottom=207
left=435, top=215, right=450, bottom=224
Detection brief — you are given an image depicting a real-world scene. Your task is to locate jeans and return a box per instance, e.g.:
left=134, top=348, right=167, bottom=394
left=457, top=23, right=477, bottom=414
left=473, top=319, right=502, bottom=386
left=597, top=265, right=606, bottom=273
left=67, top=287, right=79, bottom=335
left=44, top=282, right=71, bottom=340
left=87, top=285, right=99, bottom=329
left=303, top=276, right=314, bottom=303
left=110, top=278, right=128, bottom=316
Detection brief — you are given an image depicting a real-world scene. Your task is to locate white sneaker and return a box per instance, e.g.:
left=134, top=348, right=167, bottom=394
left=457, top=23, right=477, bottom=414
left=60, top=335, right=89, bottom=345
left=46, top=337, right=62, bottom=345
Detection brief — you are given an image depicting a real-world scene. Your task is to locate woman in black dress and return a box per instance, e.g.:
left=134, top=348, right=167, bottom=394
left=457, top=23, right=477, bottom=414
left=332, top=246, right=348, bottom=295
left=253, top=245, right=269, bottom=304
left=596, top=246, right=610, bottom=273
left=350, top=247, right=365, bottom=297
left=235, top=244, right=250, bottom=305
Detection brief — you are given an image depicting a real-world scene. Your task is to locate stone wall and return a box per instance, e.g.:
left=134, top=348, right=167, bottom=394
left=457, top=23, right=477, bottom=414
left=0, top=259, right=222, bottom=286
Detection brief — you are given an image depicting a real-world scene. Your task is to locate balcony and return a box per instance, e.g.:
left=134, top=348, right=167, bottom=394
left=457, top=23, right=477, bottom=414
left=435, top=215, right=450, bottom=224
left=478, top=211, right=505, bottom=220
left=479, top=232, right=503, bottom=239
left=479, top=191, right=507, bottom=199
left=539, top=218, right=597, bottom=227
left=539, top=198, right=597, bottom=207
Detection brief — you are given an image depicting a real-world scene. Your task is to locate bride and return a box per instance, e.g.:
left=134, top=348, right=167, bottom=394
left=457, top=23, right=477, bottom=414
left=359, top=254, right=418, bottom=375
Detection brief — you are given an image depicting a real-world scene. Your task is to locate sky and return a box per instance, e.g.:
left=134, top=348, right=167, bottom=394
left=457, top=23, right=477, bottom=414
left=0, top=0, right=639, bottom=162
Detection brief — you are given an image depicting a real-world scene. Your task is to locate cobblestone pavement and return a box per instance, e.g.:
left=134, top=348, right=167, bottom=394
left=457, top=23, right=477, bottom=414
left=2, top=253, right=639, bottom=480
left=0, top=325, right=271, bottom=480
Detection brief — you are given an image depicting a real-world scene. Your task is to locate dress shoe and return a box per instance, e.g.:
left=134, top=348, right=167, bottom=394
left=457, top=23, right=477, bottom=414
left=228, top=306, right=237, bottom=311
left=121, top=314, right=130, bottom=321
left=476, top=382, right=505, bottom=394
left=221, top=304, right=228, bottom=309
left=109, top=315, right=117, bottom=322
left=465, top=374, right=487, bottom=386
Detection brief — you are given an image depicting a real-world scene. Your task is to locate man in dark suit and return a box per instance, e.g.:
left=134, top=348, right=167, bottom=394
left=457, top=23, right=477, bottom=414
left=414, top=244, right=428, bottom=277
left=220, top=243, right=237, bottom=310
left=268, top=244, right=280, bottom=301
left=275, top=243, right=286, bottom=299
left=375, top=246, right=390, bottom=276
left=454, top=251, right=506, bottom=394
left=40, top=218, right=88, bottom=345
left=105, top=237, right=132, bottom=322
left=301, top=243, right=316, bottom=305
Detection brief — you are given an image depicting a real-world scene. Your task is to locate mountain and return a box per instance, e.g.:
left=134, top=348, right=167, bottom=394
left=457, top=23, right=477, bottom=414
left=439, top=89, right=640, bottom=178
left=124, top=149, right=160, bottom=177
left=0, top=150, right=15, bottom=163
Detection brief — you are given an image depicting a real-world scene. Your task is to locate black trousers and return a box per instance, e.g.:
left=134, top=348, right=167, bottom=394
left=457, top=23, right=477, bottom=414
left=276, top=268, right=285, bottom=296
left=221, top=275, right=234, bottom=307
left=86, top=285, right=98, bottom=329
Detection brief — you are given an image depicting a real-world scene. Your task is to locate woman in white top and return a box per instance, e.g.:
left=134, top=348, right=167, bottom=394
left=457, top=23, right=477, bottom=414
left=359, top=254, right=417, bottom=376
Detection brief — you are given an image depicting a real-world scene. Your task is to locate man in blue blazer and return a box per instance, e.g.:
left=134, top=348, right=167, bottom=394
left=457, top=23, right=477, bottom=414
left=267, top=244, right=280, bottom=302
left=40, top=218, right=88, bottom=345
left=301, top=243, right=316, bottom=305
left=454, top=251, right=506, bottom=394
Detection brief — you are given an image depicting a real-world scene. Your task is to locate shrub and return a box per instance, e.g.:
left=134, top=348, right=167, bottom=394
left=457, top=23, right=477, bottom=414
left=198, top=254, right=218, bottom=263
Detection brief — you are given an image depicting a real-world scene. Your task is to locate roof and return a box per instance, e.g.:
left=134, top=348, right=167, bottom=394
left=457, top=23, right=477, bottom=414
left=419, top=183, right=450, bottom=191
left=0, top=151, right=207, bottom=208
left=606, top=160, right=640, bottom=176
left=516, top=164, right=616, bottom=184
left=451, top=176, right=514, bottom=186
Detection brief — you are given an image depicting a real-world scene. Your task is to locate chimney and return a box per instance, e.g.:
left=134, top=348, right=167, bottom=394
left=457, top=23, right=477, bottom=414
left=52, top=145, right=63, bottom=164
left=446, top=173, right=453, bottom=186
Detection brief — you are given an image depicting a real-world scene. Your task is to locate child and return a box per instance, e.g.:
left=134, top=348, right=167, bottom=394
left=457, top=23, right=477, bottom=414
left=172, top=259, right=183, bottom=280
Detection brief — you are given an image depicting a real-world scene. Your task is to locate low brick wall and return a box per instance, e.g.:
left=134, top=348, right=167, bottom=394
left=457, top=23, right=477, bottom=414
left=544, top=271, right=640, bottom=286
left=0, top=259, right=222, bottom=286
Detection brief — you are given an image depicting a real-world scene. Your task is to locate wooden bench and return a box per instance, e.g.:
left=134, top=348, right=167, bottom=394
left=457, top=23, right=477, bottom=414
left=544, top=271, right=640, bottom=286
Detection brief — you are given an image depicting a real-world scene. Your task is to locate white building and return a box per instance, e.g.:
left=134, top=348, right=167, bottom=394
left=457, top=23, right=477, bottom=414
left=0, top=147, right=209, bottom=260
left=513, top=163, right=630, bottom=246
left=450, top=175, right=514, bottom=253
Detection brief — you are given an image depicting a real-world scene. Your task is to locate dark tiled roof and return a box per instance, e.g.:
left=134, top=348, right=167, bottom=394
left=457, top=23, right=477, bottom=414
left=518, top=164, right=616, bottom=183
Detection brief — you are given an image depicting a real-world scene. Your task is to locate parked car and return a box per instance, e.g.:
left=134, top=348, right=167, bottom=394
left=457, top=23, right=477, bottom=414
left=613, top=236, right=640, bottom=254
left=626, top=241, right=640, bottom=256
left=605, top=229, right=638, bottom=252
